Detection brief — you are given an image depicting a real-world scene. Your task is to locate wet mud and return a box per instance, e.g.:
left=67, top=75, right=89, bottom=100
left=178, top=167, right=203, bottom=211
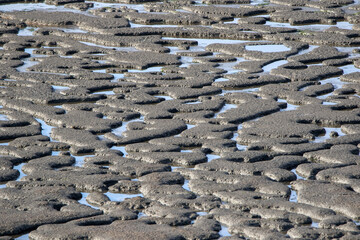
left=0, top=0, right=360, bottom=239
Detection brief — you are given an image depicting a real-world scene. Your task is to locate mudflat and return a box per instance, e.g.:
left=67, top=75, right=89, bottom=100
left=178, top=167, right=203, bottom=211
left=0, top=0, right=360, bottom=239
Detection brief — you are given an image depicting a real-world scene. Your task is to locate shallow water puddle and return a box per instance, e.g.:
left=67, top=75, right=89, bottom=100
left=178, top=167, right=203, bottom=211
left=130, top=22, right=179, bottom=28
left=245, top=45, right=290, bottom=52
left=0, top=2, right=87, bottom=14
left=179, top=56, right=194, bottom=68
left=322, top=101, right=337, bottom=105
left=112, top=118, right=143, bottom=137
left=52, top=85, right=70, bottom=93
left=313, top=127, right=345, bottom=143
left=278, top=99, right=298, bottom=111
left=155, top=95, right=174, bottom=101
left=214, top=103, right=237, bottom=118
left=104, top=192, right=143, bottom=202
left=221, top=87, right=259, bottom=95
left=311, top=221, right=319, bottom=228
left=138, top=212, right=147, bottom=218
left=110, top=73, right=125, bottom=82
left=319, top=77, right=344, bottom=93
left=111, top=146, right=127, bottom=156
left=128, top=66, right=163, bottom=73
left=291, top=169, right=306, bottom=180
left=14, top=234, right=29, bottom=240
left=0, top=141, right=9, bottom=146
left=214, top=77, right=228, bottom=82
left=14, top=163, right=27, bottom=181
left=185, top=101, right=202, bottom=105
left=79, top=41, right=138, bottom=52
left=262, top=60, right=288, bottom=72
left=16, top=48, right=47, bottom=72
left=196, top=212, right=208, bottom=216
left=52, top=151, right=61, bottom=156
left=53, top=105, right=65, bottom=110
left=35, top=118, right=55, bottom=139
left=340, top=63, right=360, bottom=75
left=232, top=133, right=247, bottom=151
left=92, top=69, right=107, bottom=73
left=163, top=37, right=248, bottom=51
left=219, top=225, right=231, bottom=237
left=78, top=192, right=99, bottom=209
left=88, top=1, right=147, bottom=13
left=168, top=46, right=182, bottom=54
left=298, top=45, right=318, bottom=55
left=265, top=21, right=351, bottom=31
left=250, top=0, right=270, bottom=4
left=224, top=17, right=240, bottom=24
left=181, top=149, right=192, bottom=153
left=231, top=125, right=247, bottom=151
left=207, top=154, right=220, bottom=162
left=18, top=27, right=38, bottom=36
left=335, top=21, right=354, bottom=30
left=182, top=179, right=190, bottom=191
left=288, top=185, right=298, bottom=203
left=94, top=90, right=115, bottom=95
left=72, top=154, right=95, bottom=167
left=0, top=113, right=8, bottom=121
left=93, top=69, right=124, bottom=83
left=217, top=59, right=244, bottom=74
left=16, top=59, right=39, bottom=73
left=60, top=28, right=88, bottom=33
left=171, top=166, right=182, bottom=171
left=0, top=3, right=58, bottom=12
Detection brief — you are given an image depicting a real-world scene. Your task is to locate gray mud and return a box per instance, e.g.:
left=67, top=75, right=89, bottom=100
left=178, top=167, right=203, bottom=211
left=0, top=0, right=360, bottom=239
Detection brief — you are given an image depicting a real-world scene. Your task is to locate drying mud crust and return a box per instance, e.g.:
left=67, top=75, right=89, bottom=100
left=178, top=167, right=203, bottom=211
left=0, top=0, right=360, bottom=239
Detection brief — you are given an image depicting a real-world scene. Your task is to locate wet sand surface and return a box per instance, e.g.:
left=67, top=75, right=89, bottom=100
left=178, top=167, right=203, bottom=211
left=0, top=0, right=360, bottom=239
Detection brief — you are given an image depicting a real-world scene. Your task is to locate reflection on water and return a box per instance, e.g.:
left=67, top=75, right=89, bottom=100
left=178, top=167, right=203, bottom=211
left=138, top=212, right=147, bottom=218
left=104, top=192, right=143, bottom=202
left=182, top=179, right=190, bottom=191
left=196, top=211, right=208, bottom=216
left=78, top=192, right=99, bottom=209
left=291, top=169, right=306, bottom=180
left=214, top=103, right=237, bottom=118
left=313, top=127, right=345, bottom=143
left=87, top=1, right=147, bottom=13
left=0, top=114, right=8, bottom=121
left=16, top=60, right=39, bottom=73
left=311, top=221, right=319, bottom=228
left=14, top=163, right=26, bottom=181
left=163, top=37, right=248, bottom=51
left=72, top=154, right=95, bottom=167
left=128, top=66, right=163, bottom=72
left=155, top=95, right=174, bottom=101
left=112, top=118, right=143, bottom=137
left=14, top=234, right=29, bottom=240
left=219, top=225, right=231, bottom=237
left=207, top=154, right=220, bottom=162
left=278, top=99, right=298, bottom=111
left=52, top=85, right=70, bottom=93
left=262, top=60, right=288, bottom=72
left=35, top=118, right=55, bottom=140
left=18, top=27, right=38, bottom=36
left=288, top=185, right=298, bottom=203
left=111, top=145, right=127, bottom=156
left=245, top=45, right=290, bottom=52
